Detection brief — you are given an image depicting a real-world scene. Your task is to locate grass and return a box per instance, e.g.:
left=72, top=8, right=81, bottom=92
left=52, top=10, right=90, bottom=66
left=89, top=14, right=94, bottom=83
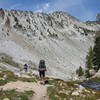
left=0, top=89, right=34, bottom=100
left=90, top=77, right=100, bottom=82
left=47, top=87, right=59, bottom=100
left=0, top=70, right=37, bottom=86
left=24, top=90, right=34, bottom=96
left=0, top=58, right=20, bottom=68
left=0, top=53, right=20, bottom=68
left=57, top=93, right=68, bottom=98
left=47, top=78, right=100, bottom=100
left=0, top=72, right=4, bottom=78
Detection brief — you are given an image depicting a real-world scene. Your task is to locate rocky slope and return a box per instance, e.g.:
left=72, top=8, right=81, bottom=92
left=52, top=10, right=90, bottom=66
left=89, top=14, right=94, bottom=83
left=0, top=8, right=100, bottom=80
left=0, top=69, right=100, bottom=100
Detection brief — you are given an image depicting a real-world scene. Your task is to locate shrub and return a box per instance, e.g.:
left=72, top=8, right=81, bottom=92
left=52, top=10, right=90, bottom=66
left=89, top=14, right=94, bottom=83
left=76, top=66, right=84, bottom=77
left=86, top=47, right=94, bottom=70
left=85, top=70, right=92, bottom=78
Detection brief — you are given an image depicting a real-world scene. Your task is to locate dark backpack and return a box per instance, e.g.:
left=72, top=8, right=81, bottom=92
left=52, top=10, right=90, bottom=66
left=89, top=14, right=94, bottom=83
left=39, top=60, right=46, bottom=71
left=24, top=64, right=28, bottom=69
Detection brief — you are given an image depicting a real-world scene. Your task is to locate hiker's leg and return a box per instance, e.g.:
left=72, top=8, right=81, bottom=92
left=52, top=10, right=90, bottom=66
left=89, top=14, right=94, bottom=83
left=43, top=71, right=45, bottom=78
left=26, top=68, right=27, bottom=72
left=41, top=71, right=44, bottom=81
left=42, top=71, right=45, bottom=81
left=25, top=68, right=26, bottom=72
left=39, top=71, right=41, bottom=78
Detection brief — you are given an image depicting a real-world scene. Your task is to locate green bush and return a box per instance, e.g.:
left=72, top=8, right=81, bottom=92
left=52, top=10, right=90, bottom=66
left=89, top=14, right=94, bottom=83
left=76, top=66, right=84, bottom=77
left=0, top=89, right=34, bottom=100
left=85, top=70, right=92, bottom=78
left=86, top=47, right=94, bottom=70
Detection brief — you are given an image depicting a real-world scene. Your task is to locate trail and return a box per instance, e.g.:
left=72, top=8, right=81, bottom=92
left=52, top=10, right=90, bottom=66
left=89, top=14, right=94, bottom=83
left=0, top=81, right=49, bottom=100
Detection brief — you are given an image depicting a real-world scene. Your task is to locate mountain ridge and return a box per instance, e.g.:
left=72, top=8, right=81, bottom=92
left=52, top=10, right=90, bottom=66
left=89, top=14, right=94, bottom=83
left=0, top=8, right=100, bottom=80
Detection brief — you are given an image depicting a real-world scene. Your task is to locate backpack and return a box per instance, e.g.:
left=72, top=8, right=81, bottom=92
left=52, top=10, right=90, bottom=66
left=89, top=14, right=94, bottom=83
left=39, top=60, right=46, bottom=71
left=24, top=64, right=28, bottom=69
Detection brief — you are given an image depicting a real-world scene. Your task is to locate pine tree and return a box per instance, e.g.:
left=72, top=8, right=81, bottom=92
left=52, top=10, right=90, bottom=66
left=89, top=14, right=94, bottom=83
left=86, top=47, right=94, bottom=70
left=85, top=70, right=92, bottom=78
left=93, top=36, right=100, bottom=70
left=76, top=66, right=84, bottom=77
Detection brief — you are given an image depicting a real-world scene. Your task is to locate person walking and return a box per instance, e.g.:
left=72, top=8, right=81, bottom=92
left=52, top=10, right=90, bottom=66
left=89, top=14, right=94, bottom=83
left=24, top=64, right=28, bottom=72
left=38, top=60, right=46, bottom=80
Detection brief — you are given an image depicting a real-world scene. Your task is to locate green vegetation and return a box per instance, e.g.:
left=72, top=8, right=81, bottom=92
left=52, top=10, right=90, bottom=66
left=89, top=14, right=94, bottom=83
left=93, top=36, right=100, bottom=70
left=24, top=90, right=34, bottom=96
left=84, top=47, right=94, bottom=78
left=0, top=70, right=36, bottom=86
left=85, top=70, right=92, bottom=78
left=90, top=77, right=100, bottom=82
left=0, top=53, right=20, bottom=68
left=76, top=66, right=84, bottom=77
left=76, top=47, right=94, bottom=78
left=0, top=89, right=34, bottom=100
left=47, top=78, right=100, bottom=100
left=47, top=87, right=59, bottom=100
left=86, top=47, right=94, bottom=70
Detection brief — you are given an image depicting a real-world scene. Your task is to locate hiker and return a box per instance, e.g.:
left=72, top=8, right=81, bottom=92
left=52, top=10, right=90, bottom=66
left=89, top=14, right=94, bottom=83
left=38, top=60, right=46, bottom=79
left=24, top=64, right=28, bottom=72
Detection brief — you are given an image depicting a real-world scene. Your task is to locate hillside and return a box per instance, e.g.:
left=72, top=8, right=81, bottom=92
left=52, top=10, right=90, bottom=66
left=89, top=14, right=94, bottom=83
left=0, top=8, right=100, bottom=80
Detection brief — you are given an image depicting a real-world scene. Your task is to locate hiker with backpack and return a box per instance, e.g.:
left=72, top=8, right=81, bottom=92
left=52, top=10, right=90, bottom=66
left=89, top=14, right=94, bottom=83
left=38, top=60, right=47, bottom=80
left=24, top=64, right=28, bottom=72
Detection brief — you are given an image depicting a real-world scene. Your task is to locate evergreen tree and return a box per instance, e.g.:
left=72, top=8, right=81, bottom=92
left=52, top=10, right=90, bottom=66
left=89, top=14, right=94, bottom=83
left=86, top=46, right=94, bottom=70
left=85, top=70, right=92, bottom=78
left=76, top=66, right=84, bottom=77
left=93, top=36, right=100, bottom=70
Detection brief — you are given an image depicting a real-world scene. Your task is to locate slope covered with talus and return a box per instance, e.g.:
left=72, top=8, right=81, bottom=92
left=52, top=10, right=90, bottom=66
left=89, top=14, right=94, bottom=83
left=0, top=9, right=100, bottom=80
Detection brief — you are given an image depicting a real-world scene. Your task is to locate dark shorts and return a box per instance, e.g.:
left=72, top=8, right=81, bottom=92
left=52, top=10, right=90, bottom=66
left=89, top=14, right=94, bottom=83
left=39, top=71, right=45, bottom=78
left=24, top=68, right=27, bottom=72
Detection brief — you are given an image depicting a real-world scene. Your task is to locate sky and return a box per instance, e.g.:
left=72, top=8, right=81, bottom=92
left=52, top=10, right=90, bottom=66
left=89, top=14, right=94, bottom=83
left=0, top=0, right=100, bottom=21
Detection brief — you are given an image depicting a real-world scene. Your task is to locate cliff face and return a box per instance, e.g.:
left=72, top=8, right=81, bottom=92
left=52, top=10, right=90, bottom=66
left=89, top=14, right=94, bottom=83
left=0, top=9, right=100, bottom=80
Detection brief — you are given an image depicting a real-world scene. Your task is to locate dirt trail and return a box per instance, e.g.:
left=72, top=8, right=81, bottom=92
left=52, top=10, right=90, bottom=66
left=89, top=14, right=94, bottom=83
left=0, top=81, right=49, bottom=100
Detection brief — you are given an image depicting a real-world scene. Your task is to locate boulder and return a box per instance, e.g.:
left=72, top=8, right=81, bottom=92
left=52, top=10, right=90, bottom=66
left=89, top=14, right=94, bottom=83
left=93, top=69, right=100, bottom=78
left=3, top=98, right=10, bottom=100
left=89, top=69, right=96, bottom=76
left=72, top=91, right=79, bottom=96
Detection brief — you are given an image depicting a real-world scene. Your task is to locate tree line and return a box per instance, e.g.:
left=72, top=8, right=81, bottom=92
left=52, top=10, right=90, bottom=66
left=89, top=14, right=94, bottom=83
left=76, top=36, right=100, bottom=78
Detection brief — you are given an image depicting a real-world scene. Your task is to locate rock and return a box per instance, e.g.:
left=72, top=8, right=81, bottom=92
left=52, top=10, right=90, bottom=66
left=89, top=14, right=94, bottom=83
left=3, top=98, right=10, bottom=100
left=60, top=83, right=63, bottom=86
left=78, top=85, right=85, bottom=91
left=69, top=98, right=73, bottom=100
left=65, top=90, right=70, bottom=95
left=84, top=89, right=91, bottom=93
left=89, top=69, right=96, bottom=76
left=21, top=74, right=31, bottom=78
left=15, top=72, right=21, bottom=77
left=93, top=69, right=100, bottom=78
left=74, top=84, right=85, bottom=93
left=0, top=70, right=2, bottom=73
left=92, top=91, right=96, bottom=94
left=72, top=91, right=79, bottom=96
left=3, top=75, right=7, bottom=80
left=78, top=77, right=87, bottom=82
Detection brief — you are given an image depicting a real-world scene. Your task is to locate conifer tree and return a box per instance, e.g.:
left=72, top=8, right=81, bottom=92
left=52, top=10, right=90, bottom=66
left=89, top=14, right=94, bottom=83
left=93, top=36, right=100, bottom=70
left=86, top=46, right=94, bottom=70
left=76, top=66, right=84, bottom=77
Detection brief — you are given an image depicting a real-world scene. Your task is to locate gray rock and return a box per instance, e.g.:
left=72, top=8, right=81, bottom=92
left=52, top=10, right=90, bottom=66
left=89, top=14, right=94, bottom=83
left=3, top=98, right=10, bottom=100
